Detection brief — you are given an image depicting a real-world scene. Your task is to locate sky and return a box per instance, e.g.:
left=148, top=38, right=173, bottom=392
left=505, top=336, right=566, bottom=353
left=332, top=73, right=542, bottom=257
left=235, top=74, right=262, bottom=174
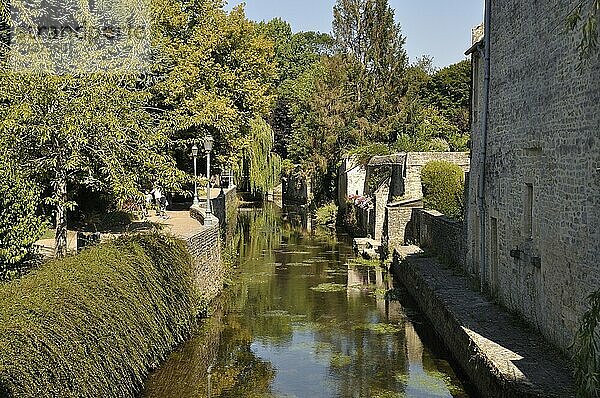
left=224, top=0, right=484, bottom=68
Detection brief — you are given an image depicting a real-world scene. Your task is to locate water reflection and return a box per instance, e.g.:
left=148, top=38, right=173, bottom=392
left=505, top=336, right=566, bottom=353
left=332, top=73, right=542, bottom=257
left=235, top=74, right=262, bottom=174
left=142, top=204, right=473, bottom=398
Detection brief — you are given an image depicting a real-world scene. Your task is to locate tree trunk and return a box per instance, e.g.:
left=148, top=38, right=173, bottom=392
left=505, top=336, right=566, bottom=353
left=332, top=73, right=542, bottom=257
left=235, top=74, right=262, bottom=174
left=55, top=176, right=68, bottom=258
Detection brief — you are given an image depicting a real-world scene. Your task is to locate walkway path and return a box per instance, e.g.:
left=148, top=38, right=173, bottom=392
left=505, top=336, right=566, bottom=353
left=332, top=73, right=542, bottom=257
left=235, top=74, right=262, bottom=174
left=392, top=246, right=576, bottom=398
left=34, top=207, right=204, bottom=256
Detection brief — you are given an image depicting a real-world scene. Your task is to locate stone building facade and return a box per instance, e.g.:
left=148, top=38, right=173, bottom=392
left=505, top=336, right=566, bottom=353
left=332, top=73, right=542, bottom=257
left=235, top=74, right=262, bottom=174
left=338, top=156, right=368, bottom=213
left=345, top=152, right=469, bottom=244
left=465, top=0, right=600, bottom=354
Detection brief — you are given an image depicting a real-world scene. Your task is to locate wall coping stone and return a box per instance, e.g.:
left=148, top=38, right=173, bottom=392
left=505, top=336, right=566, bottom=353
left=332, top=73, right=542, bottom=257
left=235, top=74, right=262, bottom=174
left=392, top=247, right=575, bottom=398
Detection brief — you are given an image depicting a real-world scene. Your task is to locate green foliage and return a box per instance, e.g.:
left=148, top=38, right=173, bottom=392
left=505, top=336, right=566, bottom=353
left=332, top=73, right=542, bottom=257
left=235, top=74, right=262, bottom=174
left=315, top=202, right=338, bottom=227
left=0, top=159, right=47, bottom=278
left=572, top=289, right=600, bottom=397
left=421, top=161, right=465, bottom=220
left=240, top=118, right=282, bottom=194
left=424, top=60, right=472, bottom=133
left=348, top=143, right=392, bottom=166
left=153, top=2, right=279, bottom=189
left=567, top=0, right=599, bottom=62
left=0, top=233, right=199, bottom=398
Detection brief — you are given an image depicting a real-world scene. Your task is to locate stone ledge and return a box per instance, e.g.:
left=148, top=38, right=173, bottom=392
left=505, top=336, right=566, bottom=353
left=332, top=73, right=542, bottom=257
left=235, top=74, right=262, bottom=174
left=391, top=247, right=576, bottom=398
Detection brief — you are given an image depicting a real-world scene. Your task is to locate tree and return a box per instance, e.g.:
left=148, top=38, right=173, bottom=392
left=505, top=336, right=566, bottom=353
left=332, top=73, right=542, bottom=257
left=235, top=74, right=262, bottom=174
left=0, top=155, right=47, bottom=278
left=333, top=0, right=408, bottom=138
left=151, top=3, right=281, bottom=193
left=424, top=60, right=471, bottom=134
left=567, top=0, right=599, bottom=60
left=258, top=18, right=334, bottom=159
left=0, top=73, right=186, bottom=257
left=285, top=56, right=360, bottom=202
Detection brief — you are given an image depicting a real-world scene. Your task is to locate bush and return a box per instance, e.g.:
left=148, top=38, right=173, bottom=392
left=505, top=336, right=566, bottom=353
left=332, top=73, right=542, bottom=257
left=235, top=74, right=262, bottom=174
left=0, top=162, right=47, bottom=279
left=421, top=161, right=465, bottom=220
left=572, top=289, right=600, bottom=398
left=0, top=233, right=199, bottom=398
left=315, top=202, right=338, bottom=227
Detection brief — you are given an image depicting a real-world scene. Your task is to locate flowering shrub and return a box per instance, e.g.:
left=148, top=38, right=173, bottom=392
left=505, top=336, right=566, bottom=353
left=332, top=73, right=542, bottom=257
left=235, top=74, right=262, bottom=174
left=348, top=194, right=373, bottom=210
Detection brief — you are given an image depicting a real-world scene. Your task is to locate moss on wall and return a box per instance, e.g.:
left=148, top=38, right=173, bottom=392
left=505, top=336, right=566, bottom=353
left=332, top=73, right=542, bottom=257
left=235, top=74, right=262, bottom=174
left=0, top=233, right=200, bottom=398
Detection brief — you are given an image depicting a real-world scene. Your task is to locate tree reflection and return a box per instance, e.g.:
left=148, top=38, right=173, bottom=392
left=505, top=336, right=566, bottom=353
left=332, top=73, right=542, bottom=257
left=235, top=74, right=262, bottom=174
left=142, top=204, right=471, bottom=398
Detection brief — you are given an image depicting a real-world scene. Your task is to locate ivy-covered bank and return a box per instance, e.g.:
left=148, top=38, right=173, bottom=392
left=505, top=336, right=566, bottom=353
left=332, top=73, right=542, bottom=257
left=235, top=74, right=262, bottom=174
left=0, top=234, right=201, bottom=398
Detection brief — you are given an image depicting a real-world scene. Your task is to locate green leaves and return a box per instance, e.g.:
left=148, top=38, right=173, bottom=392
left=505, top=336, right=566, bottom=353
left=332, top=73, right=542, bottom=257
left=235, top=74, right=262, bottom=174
left=0, top=157, right=47, bottom=278
left=421, top=161, right=465, bottom=220
left=567, top=0, right=599, bottom=62
left=572, top=289, right=600, bottom=397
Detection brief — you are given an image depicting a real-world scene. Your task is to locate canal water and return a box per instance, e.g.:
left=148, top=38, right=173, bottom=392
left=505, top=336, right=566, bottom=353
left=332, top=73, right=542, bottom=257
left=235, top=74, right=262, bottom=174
left=142, top=205, right=475, bottom=398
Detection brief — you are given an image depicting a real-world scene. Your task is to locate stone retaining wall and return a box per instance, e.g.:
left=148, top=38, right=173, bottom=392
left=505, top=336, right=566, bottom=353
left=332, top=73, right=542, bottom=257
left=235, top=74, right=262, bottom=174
left=391, top=250, right=575, bottom=398
left=384, top=199, right=424, bottom=251
left=188, top=206, right=224, bottom=301
left=211, top=186, right=238, bottom=228
left=406, top=209, right=466, bottom=268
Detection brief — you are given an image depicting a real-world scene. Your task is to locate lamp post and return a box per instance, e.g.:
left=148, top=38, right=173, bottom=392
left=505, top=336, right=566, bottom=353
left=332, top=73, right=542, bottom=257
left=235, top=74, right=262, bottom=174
left=192, top=145, right=199, bottom=206
left=203, top=134, right=216, bottom=226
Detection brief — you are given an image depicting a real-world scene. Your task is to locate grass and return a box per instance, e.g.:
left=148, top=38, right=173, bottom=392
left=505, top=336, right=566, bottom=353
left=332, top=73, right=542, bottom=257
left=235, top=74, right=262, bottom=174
left=0, top=233, right=199, bottom=398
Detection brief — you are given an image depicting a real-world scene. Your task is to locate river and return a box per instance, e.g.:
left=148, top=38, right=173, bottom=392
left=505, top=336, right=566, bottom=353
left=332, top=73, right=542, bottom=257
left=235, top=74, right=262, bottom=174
left=142, top=204, right=475, bottom=398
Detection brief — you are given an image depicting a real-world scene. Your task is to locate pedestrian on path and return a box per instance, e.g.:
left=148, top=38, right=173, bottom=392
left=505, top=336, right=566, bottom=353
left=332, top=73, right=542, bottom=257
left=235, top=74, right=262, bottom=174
left=151, top=186, right=169, bottom=219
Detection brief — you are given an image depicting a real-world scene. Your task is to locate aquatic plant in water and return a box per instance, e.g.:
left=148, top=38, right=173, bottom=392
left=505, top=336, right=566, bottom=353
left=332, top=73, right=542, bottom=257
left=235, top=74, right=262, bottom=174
left=310, top=283, right=347, bottom=292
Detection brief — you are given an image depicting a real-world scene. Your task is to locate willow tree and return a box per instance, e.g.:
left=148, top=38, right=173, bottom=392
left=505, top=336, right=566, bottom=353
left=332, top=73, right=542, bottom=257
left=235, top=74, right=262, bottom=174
left=567, top=0, right=599, bottom=61
left=151, top=1, right=280, bottom=193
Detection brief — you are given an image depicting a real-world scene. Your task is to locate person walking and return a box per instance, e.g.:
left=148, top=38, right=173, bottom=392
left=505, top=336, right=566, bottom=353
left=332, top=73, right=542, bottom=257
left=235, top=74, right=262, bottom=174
left=151, top=186, right=169, bottom=219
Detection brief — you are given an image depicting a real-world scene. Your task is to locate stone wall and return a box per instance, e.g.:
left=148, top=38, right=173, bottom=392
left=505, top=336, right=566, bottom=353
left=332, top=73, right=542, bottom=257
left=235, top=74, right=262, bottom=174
left=406, top=209, right=466, bottom=268
left=358, top=152, right=469, bottom=245
left=283, top=174, right=311, bottom=206
left=188, top=206, right=223, bottom=302
left=384, top=199, right=423, bottom=251
left=338, top=157, right=367, bottom=212
left=404, top=152, right=470, bottom=200
left=466, top=0, right=600, bottom=354
left=209, top=186, right=238, bottom=228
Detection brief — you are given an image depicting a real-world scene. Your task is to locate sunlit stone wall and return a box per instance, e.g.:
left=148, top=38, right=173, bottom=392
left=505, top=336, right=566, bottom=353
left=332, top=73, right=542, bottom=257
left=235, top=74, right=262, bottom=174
left=466, top=0, right=600, bottom=354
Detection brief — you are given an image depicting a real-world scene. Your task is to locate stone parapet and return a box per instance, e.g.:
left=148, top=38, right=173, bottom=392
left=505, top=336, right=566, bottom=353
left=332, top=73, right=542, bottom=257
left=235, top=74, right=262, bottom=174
left=405, top=208, right=466, bottom=269
left=184, top=222, right=223, bottom=302
left=391, top=248, right=575, bottom=398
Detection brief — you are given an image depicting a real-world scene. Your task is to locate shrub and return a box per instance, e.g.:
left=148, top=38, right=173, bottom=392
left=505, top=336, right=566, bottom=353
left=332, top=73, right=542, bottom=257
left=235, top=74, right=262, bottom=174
left=421, top=161, right=465, bottom=220
left=0, top=233, right=199, bottom=398
left=0, top=161, right=47, bottom=279
left=572, top=289, right=600, bottom=398
left=315, top=202, right=338, bottom=227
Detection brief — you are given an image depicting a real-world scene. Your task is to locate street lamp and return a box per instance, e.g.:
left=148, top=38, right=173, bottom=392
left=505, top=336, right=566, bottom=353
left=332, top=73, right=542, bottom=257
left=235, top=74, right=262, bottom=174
left=192, top=145, right=200, bottom=206
left=203, top=134, right=216, bottom=226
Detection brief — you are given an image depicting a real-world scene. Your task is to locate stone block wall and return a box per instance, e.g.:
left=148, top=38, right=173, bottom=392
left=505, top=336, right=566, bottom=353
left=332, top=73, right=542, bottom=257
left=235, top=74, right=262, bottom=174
left=407, top=209, right=466, bottom=268
left=466, top=0, right=600, bottom=354
left=283, top=174, right=311, bottom=206
left=338, top=157, right=367, bottom=212
left=404, top=152, right=470, bottom=200
left=210, top=186, right=238, bottom=227
left=184, top=219, right=223, bottom=302
left=384, top=199, right=423, bottom=251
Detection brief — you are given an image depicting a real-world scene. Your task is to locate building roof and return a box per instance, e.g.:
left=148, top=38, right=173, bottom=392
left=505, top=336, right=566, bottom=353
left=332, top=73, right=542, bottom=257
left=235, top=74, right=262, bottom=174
left=465, top=39, right=484, bottom=56
left=368, top=153, right=407, bottom=167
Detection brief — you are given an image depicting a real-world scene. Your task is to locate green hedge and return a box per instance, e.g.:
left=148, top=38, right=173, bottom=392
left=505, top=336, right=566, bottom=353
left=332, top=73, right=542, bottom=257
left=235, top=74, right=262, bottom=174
left=421, top=161, right=465, bottom=220
left=0, top=234, right=199, bottom=398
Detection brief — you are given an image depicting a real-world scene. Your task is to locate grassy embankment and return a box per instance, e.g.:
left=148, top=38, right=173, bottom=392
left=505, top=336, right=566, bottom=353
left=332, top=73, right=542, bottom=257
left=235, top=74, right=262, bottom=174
left=0, top=234, right=200, bottom=398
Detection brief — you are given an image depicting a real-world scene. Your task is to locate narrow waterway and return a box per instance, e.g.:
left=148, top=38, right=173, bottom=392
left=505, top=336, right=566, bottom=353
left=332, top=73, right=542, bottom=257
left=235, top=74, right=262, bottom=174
left=142, top=205, right=475, bottom=398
